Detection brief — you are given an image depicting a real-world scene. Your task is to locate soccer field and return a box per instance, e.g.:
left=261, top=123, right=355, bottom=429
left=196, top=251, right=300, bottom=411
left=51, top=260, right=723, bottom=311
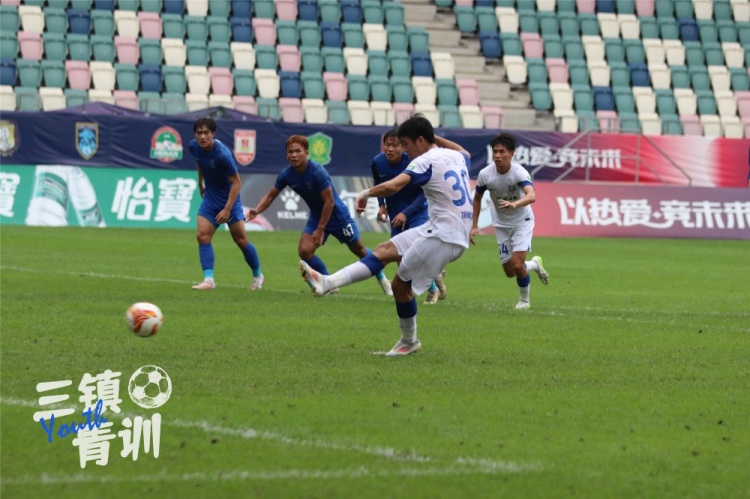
left=1, top=226, right=748, bottom=498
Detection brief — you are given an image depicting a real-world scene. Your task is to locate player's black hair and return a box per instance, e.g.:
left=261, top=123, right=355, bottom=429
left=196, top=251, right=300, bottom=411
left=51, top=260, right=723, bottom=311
left=382, top=129, right=400, bottom=143
left=397, top=114, right=435, bottom=144
left=490, top=132, right=517, bottom=152
left=193, top=117, right=217, bottom=133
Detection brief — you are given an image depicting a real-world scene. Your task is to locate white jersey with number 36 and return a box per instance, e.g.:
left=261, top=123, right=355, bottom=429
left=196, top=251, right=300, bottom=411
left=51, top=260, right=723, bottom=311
left=404, top=147, right=473, bottom=248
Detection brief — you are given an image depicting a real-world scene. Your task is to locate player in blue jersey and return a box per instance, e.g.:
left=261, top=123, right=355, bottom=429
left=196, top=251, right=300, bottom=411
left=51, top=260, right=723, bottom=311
left=247, top=134, right=392, bottom=295
left=300, top=115, right=473, bottom=356
left=371, top=129, right=446, bottom=305
left=470, top=132, right=548, bottom=309
left=188, top=117, right=263, bottom=291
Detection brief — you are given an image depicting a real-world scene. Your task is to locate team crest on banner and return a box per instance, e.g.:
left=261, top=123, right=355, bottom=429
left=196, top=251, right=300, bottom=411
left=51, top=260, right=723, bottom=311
left=76, top=122, right=99, bottom=160
left=307, top=132, right=333, bottom=165
left=0, top=120, right=19, bottom=157
left=234, top=129, right=256, bottom=166
left=150, top=126, right=183, bottom=163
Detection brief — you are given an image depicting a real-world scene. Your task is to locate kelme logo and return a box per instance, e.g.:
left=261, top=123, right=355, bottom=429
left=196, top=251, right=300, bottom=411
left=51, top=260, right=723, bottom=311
left=307, top=132, right=333, bottom=165
left=150, top=126, right=183, bottom=163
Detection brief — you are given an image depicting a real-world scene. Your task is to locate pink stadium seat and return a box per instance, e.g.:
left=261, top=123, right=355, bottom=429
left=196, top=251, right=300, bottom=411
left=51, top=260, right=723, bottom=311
left=138, top=12, right=163, bottom=39
left=279, top=97, right=305, bottom=123
left=679, top=115, right=703, bottom=136
left=209, top=67, right=234, bottom=95
left=323, top=72, right=348, bottom=101
left=576, top=0, right=596, bottom=13
left=114, top=36, right=140, bottom=64
left=18, top=31, right=43, bottom=60
left=393, top=102, right=414, bottom=124
left=114, top=90, right=139, bottom=110
left=736, top=91, right=750, bottom=119
left=275, top=0, right=298, bottom=21
left=233, top=95, right=258, bottom=114
left=635, top=0, right=655, bottom=17
left=277, top=44, right=301, bottom=72
left=481, top=105, right=504, bottom=129
left=596, top=110, right=619, bottom=133
left=252, top=18, right=277, bottom=45
left=1, top=0, right=21, bottom=6
left=454, top=0, right=474, bottom=5
left=520, top=33, right=543, bottom=59
left=456, top=77, right=479, bottom=106
left=546, top=58, right=569, bottom=84
left=65, top=60, right=91, bottom=90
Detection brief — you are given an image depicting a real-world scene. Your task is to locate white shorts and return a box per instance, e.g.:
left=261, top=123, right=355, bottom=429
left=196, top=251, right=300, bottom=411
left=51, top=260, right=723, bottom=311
left=391, top=228, right=465, bottom=295
left=494, top=220, right=534, bottom=264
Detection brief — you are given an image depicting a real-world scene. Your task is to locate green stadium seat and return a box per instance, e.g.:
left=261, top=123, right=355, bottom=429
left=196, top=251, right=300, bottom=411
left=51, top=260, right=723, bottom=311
left=476, top=6, right=498, bottom=32
left=674, top=0, right=694, bottom=18
left=139, top=38, right=162, bottom=65
left=45, top=8, right=69, bottom=34
left=573, top=85, right=594, bottom=112
left=91, top=10, right=115, bottom=36
left=65, top=88, right=88, bottom=107
left=538, top=12, right=559, bottom=37
left=233, top=68, right=257, bottom=96
left=619, top=112, right=641, bottom=133
left=257, top=97, right=281, bottom=119
left=669, top=65, right=690, bottom=88
left=683, top=41, right=704, bottom=67
left=208, top=41, right=231, bottom=68
left=254, top=44, right=278, bottom=69
left=640, top=17, right=659, bottom=39
left=209, top=0, right=231, bottom=17
left=186, top=40, right=209, bottom=66
left=300, top=46, right=324, bottom=72
left=41, top=60, right=66, bottom=88
left=391, top=75, right=414, bottom=103
left=527, top=58, right=548, bottom=84
left=387, top=50, right=411, bottom=76
left=563, top=36, right=585, bottom=61
left=319, top=0, right=342, bottom=23
left=368, top=74, right=391, bottom=102
left=347, top=74, right=369, bottom=100
left=610, top=61, right=631, bottom=88
left=697, top=20, right=718, bottom=44
left=386, top=25, right=408, bottom=52
left=578, top=13, right=600, bottom=36
left=569, top=60, right=590, bottom=86
left=658, top=17, right=680, bottom=40
left=15, top=86, right=41, bottom=111
left=577, top=110, right=597, bottom=131
left=729, top=67, right=750, bottom=91
left=655, top=89, right=677, bottom=115
left=118, top=0, right=140, bottom=10
left=301, top=71, right=325, bottom=99
left=605, top=38, right=625, bottom=63
left=275, top=20, right=298, bottom=46
left=67, top=34, right=91, bottom=61
left=703, top=42, right=724, bottom=66
left=542, top=34, right=563, bottom=58
left=614, top=88, right=636, bottom=113
left=139, top=91, right=163, bottom=114
left=519, top=12, right=539, bottom=33
left=139, top=0, right=161, bottom=13
left=713, top=0, right=733, bottom=21
left=716, top=20, right=737, bottom=43
left=662, top=117, right=682, bottom=135
left=253, top=0, right=275, bottom=19
left=624, top=39, right=645, bottom=64
left=559, top=12, right=578, bottom=37
left=616, top=0, right=636, bottom=14
left=298, top=20, right=321, bottom=47
left=162, top=14, right=184, bottom=39
left=689, top=65, right=710, bottom=91
left=0, top=6, right=20, bottom=33
left=438, top=104, right=462, bottom=128
left=322, top=47, right=345, bottom=72
left=383, top=2, right=405, bottom=26
left=115, top=63, right=139, bottom=91
left=208, top=17, right=231, bottom=43
left=162, top=65, right=186, bottom=93
left=0, top=32, right=18, bottom=59
left=362, top=0, right=384, bottom=24
left=454, top=6, right=477, bottom=34
left=162, top=92, right=189, bottom=114
left=367, top=50, right=389, bottom=76
left=342, top=23, right=365, bottom=48
left=184, top=16, right=208, bottom=41
left=696, top=89, right=717, bottom=115
left=501, top=33, right=523, bottom=57
left=326, top=99, right=350, bottom=124
left=91, top=35, right=115, bottom=62
left=529, top=82, right=552, bottom=111
left=406, top=26, right=429, bottom=53
left=436, top=78, right=458, bottom=106
left=737, top=22, right=750, bottom=46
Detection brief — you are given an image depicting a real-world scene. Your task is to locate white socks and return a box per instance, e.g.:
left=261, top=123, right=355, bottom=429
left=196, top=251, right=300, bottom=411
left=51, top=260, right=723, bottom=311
left=327, top=261, right=373, bottom=290
left=399, top=316, right=417, bottom=343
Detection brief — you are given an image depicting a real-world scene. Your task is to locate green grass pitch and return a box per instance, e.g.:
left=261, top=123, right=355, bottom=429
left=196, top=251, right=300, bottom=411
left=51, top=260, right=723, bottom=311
left=1, top=226, right=748, bottom=498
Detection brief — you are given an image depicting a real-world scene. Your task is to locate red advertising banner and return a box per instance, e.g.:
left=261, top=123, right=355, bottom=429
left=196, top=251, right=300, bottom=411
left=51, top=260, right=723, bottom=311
left=527, top=183, right=750, bottom=240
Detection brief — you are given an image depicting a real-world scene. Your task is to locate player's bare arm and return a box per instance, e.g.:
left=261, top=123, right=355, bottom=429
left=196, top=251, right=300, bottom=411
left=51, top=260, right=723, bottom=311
left=315, top=188, right=335, bottom=242
left=247, top=186, right=281, bottom=220
left=196, top=163, right=205, bottom=198
left=356, top=173, right=411, bottom=215
left=469, top=190, right=484, bottom=245
left=498, top=185, right=536, bottom=210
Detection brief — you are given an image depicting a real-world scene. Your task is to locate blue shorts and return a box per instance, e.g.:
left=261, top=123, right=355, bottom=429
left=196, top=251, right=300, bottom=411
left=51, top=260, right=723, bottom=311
left=390, top=214, right=429, bottom=238
left=304, top=218, right=360, bottom=245
left=198, top=201, right=245, bottom=227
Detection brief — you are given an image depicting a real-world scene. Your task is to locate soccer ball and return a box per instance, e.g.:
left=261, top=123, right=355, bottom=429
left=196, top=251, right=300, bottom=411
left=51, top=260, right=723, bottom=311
left=125, top=302, right=163, bottom=338
left=128, top=365, right=172, bottom=409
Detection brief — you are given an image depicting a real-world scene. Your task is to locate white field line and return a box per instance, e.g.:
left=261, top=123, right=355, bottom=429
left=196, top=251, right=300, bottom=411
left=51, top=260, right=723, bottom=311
left=3, top=264, right=749, bottom=328
left=0, top=397, right=540, bottom=486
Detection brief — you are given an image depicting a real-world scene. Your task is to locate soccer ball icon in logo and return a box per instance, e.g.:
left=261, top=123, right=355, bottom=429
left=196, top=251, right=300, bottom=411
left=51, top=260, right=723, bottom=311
left=128, top=365, right=172, bottom=409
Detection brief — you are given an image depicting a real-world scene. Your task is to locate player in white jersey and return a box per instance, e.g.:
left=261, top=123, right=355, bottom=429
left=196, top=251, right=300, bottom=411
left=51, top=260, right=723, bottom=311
left=470, top=132, right=549, bottom=309
left=299, top=115, right=473, bottom=356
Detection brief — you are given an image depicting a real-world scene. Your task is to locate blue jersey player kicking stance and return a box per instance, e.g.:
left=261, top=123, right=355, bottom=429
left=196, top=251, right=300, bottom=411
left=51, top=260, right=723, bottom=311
left=371, top=129, right=447, bottom=305
left=247, top=135, right=391, bottom=295
left=188, top=117, right=263, bottom=290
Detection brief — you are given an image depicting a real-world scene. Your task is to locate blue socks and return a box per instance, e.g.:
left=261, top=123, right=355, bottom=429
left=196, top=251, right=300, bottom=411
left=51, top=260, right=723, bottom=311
left=305, top=254, right=329, bottom=275
left=199, top=243, right=215, bottom=280
left=241, top=242, right=262, bottom=277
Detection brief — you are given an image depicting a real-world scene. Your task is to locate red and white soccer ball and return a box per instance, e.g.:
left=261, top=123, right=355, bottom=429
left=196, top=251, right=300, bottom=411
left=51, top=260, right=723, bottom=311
left=125, top=302, right=163, bottom=337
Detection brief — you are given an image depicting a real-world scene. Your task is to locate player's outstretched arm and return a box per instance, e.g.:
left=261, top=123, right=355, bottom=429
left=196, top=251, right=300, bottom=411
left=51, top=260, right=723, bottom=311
left=435, top=136, right=470, bottom=158
left=469, top=190, right=483, bottom=245
left=356, top=173, right=411, bottom=215
left=247, top=187, right=281, bottom=220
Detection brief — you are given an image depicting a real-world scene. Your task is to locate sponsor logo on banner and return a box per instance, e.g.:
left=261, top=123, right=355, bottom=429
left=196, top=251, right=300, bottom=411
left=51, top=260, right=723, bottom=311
left=150, top=126, right=183, bottom=163
left=307, top=132, right=333, bottom=165
left=75, top=122, right=99, bottom=160
left=0, top=120, right=19, bottom=157
left=234, top=129, right=256, bottom=166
